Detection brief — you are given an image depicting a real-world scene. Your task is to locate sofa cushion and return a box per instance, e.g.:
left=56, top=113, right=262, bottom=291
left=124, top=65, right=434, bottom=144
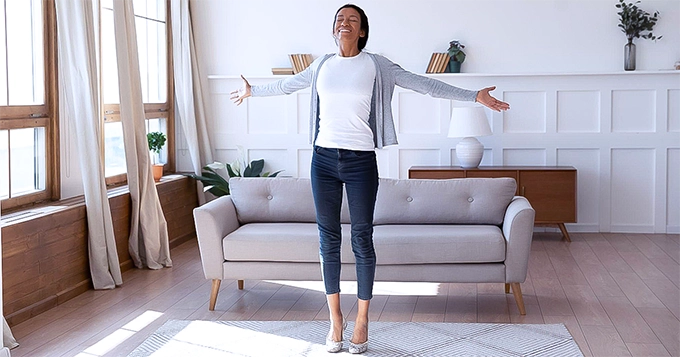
left=372, top=225, right=506, bottom=264
left=223, top=223, right=353, bottom=262
left=229, top=177, right=352, bottom=224
left=374, top=178, right=516, bottom=225
left=223, top=223, right=505, bottom=265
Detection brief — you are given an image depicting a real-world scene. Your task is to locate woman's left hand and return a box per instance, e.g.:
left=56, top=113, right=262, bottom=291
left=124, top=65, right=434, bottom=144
left=476, top=86, right=510, bottom=112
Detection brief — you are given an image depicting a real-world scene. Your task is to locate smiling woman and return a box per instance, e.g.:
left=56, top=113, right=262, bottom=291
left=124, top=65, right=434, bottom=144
left=227, top=3, right=509, bottom=354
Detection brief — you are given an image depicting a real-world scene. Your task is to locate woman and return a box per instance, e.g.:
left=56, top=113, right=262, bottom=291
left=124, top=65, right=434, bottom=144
left=231, top=4, right=509, bottom=354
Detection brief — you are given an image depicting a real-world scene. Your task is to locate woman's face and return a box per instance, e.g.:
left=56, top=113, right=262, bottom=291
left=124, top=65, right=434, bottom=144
left=334, top=7, right=364, bottom=45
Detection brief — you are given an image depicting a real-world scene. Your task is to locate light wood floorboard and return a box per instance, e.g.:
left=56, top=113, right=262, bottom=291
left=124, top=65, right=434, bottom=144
left=7, top=232, right=680, bottom=357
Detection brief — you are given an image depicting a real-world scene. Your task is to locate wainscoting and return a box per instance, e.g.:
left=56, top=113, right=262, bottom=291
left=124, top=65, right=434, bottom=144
left=195, top=71, right=680, bottom=233
left=1, top=175, right=199, bottom=326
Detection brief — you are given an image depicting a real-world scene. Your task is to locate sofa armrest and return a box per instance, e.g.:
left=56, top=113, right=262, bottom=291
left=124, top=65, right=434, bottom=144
left=502, top=196, right=536, bottom=282
left=193, top=195, right=241, bottom=279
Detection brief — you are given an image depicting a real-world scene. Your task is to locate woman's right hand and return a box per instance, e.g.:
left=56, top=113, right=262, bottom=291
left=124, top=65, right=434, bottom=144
left=230, top=75, right=251, bottom=105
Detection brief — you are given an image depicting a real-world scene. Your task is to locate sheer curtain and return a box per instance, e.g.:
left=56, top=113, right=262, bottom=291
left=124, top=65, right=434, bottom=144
left=112, top=0, right=172, bottom=269
left=171, top=0, right=214, bottom=204
left=55, top=0, right=122, bottom=289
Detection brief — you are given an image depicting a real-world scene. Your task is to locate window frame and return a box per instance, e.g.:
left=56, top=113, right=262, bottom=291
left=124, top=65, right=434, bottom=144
left=100, top=0, right=174, bottom=187
left=0, top=0, right=59, bottom=212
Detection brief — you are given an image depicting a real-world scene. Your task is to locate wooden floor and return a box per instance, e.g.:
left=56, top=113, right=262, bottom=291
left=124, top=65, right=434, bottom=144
left=7, top=232, right=680, bottom=357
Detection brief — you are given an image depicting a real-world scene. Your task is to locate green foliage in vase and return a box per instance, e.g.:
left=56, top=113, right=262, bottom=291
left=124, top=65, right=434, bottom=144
left=147, top=131, right=166, bottom=164
left=616, top=0, right=662, bottom=43
left=447, top=40, right=466, bottom=63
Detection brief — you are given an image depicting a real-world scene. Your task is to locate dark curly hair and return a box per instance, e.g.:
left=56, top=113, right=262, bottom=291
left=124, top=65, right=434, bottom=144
left=333, top=4, right=369, bottom=50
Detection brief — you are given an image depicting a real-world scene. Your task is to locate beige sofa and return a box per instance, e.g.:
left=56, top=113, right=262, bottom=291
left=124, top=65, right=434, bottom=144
left=193, top=177, right=535, bottom=314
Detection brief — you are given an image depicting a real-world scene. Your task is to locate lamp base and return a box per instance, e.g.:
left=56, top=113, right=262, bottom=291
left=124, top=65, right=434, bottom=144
left=456, top=137, right=484, bottom=168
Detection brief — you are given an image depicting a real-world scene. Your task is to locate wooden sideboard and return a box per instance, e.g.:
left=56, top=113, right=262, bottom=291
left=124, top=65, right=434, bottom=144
left=408, top=166, right=577, bottom=241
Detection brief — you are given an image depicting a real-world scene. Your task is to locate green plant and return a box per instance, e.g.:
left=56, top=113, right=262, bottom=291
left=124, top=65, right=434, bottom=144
left=447, top=40, right=466, bottom=63
left=185, top=146, right=283, bottom=197
left=147, top=131, right=166, bottom=164
left=616, top=0, right=662, bottom=43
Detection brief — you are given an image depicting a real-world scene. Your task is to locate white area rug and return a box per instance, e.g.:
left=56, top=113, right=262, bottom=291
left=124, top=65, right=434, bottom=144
left=128, top=320, right=583, bottom=357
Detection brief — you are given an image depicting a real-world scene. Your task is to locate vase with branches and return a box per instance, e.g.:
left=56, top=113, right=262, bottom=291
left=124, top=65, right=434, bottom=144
left=616, top=0, right=662, bottom=70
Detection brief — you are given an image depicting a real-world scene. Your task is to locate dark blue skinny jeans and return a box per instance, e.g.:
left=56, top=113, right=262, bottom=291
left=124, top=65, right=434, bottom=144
left=311, top=146, right=379, bottom=301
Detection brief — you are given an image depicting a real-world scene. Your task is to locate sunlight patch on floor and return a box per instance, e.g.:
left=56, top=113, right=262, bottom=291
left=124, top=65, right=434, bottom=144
left=74, top=310, right=164, bottom=357
left=150, top=321, right=345, bottom=356
left=264, top=280, right=441, bottom=296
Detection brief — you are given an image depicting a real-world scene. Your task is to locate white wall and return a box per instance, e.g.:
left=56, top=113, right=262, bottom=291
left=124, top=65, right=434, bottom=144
left=190, top=0, right=680, bottom=76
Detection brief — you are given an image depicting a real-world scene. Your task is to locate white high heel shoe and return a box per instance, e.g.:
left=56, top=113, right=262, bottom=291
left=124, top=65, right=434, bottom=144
left=349, top=323, right=368, bottom=354
left=348, top=338, right=368, bottom=354
left=325, top=318, right=347, bottom=353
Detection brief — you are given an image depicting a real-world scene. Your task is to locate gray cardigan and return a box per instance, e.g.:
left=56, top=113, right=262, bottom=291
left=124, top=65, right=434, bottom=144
left=251, top=52, right=478, bottom=149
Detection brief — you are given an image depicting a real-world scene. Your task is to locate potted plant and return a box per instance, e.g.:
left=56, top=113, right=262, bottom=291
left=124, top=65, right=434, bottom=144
left=616, top=0, right=662, bottom=71
left=446, top=40, right=466, bottom=73
left=185, top=146, right=283, bottom=197
left=147, top=131, right=166, bottom=182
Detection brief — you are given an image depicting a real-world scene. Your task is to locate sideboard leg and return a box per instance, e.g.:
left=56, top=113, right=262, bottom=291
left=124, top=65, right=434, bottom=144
left=505, top=283, right=510, bottom=294
left=558, top=223, right=571, bottom=242
left=238, top=280, right=244, bottom=290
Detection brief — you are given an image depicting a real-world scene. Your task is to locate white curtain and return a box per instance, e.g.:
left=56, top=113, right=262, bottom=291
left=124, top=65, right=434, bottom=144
left=55, top=0, right=122, bottom=289
left=171, top=0, right=214, bottom=204
left=112, top=0, right=172, bottom=269
left=2, top=317, right=17, bottom=350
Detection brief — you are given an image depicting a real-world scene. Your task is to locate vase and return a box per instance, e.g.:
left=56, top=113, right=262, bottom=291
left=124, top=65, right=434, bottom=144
left=447, top=60, right=461, bottom=73
left=624, top=40, right=636, bottom=71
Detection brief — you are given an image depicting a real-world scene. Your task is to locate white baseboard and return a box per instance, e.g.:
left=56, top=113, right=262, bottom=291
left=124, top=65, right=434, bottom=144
left=610, top=225, right=655, bottom=233
left=532, top=224, right=599, bottom=233
left=0, top=347, right=10, bottom=357
left=667, top=225, right=679, bottom=234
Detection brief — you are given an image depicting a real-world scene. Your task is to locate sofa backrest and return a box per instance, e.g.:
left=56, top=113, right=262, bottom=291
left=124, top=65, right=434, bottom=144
left=229, top=177, right=516, bottom=225
left=374, top=178, right=516, bottom=225
left=229, top=177, right=350, bottom=224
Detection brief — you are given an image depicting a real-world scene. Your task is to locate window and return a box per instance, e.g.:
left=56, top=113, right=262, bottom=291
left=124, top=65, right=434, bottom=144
left=100, top=0, right=173, bottom=185
left=0, top=0, right=57, bottom=211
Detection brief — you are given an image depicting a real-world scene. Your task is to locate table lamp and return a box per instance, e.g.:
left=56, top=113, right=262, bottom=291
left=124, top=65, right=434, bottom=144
left=448, top=106, right=492, bottom=168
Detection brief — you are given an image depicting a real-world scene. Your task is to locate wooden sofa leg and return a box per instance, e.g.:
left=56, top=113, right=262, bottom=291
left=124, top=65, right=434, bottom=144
left=238, top=280, right=244, bottom=290
left=505, top=283, right=510, bottom=294
left=510, top=283, right=526, bottom=315
left=209, top=279, right=221, bottom=311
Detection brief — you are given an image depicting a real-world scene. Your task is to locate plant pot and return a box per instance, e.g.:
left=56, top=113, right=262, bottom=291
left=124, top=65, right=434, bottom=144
left=624, top=41, right=636, bottom=71
left=152, top=164, right=164, bottom=182
left=447, top=60, right=461, bottom=73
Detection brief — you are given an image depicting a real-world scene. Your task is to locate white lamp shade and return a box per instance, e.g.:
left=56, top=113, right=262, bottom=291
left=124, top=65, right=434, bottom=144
left=447, top=106, right=492, bottom=138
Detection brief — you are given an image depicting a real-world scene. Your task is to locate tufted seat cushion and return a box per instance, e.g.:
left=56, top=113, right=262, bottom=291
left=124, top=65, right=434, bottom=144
left=229, top=177, right=516, bottom=226
left=374, top=178, right=516, bottom=225
left=229, top=177, right=351, bottom=224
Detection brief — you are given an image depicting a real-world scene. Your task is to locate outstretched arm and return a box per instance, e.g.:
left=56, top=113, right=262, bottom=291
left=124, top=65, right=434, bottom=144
left=388, top=57, right=509, bottom=112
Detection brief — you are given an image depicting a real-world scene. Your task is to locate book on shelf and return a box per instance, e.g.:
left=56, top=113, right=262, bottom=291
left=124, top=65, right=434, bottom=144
left=272, top=67, right=294, bottom=75
left=435, top=52, right=449, bottom=73
left=289, top=53, right=313, bottom=74
left=427, top=52, right=448, bottom=74
left=425, top=53, right=438, bottom=73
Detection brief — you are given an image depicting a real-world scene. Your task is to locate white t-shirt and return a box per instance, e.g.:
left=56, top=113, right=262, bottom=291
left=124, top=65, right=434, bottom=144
left=315, top=51, right=376, bottom=151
